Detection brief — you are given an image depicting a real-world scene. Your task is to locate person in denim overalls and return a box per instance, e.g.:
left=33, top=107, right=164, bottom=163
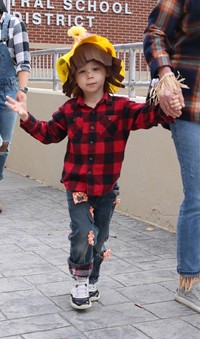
left=0, top=1, right=30, bottom=212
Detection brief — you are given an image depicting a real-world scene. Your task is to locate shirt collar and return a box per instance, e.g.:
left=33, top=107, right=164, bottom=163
left=76, top=92, right=113, bottom=107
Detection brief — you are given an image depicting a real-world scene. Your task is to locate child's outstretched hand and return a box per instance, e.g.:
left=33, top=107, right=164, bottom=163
left=5, top=95, right=29, bottom=121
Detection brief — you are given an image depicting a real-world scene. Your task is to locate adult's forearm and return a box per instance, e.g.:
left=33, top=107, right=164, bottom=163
left=158, top=66, right=173, bottom=78
left=17, top=70, right=29, bottom=87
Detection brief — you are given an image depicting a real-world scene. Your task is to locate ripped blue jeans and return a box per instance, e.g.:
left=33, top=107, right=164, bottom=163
left=66, top=184, right=119, bottom=284
left=0, top=78, right=18, bottom=180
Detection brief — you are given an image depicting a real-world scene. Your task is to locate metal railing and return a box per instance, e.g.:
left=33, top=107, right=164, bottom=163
left=30, top=42, right=150, bottom=97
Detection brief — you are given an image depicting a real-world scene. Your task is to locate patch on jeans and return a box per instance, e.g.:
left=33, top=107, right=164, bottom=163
left=72, top=192, right=88, bottom=204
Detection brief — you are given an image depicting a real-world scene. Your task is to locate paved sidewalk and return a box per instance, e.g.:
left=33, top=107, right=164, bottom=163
left=0, top=169, right=200, bottom=339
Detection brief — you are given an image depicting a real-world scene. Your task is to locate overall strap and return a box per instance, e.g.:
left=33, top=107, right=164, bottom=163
left=1, top=13, right=11, bottom=42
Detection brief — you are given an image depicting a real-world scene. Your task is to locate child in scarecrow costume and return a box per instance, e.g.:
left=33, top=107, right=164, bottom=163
left=5, top=26, right=182, bottom=310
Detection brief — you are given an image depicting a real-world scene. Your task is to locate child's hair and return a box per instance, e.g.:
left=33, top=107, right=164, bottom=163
left=56, top=26, right=125, bottom=98
left=62, top=43, right=123, bottom=97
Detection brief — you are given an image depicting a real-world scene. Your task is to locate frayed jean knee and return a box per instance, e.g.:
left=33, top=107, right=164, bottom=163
left=0, top=78, right=18, bottom=180
left=170, top=120, right=200, bottom=277
left=66, top=188, right=118, bottom=278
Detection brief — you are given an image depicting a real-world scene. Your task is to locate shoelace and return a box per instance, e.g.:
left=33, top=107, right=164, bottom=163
left=74, top=281, right=89, bottom=298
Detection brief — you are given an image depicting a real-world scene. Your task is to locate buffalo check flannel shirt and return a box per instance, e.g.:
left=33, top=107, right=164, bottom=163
left=143, top=0, right=200, bottom=123
left=20, top=92, right=173, bottom=196
left=0, top=12, right=30, bottom=73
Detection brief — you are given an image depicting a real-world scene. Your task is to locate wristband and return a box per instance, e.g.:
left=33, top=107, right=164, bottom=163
left=19, top=86, right=28, bottom=94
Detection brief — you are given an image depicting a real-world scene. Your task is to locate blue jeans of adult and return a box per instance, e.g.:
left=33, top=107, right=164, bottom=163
left=0, top=77, right=18, bottom=180
left=170, top=119, right=200, bottom=277
left=66, top=186, right=119, bottom=284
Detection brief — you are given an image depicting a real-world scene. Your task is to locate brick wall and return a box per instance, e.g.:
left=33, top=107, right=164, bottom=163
left=11, top=0, right=157, bottom=46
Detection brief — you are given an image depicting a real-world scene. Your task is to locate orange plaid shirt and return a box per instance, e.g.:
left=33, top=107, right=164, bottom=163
left=144, top=0, right=200, bottom=123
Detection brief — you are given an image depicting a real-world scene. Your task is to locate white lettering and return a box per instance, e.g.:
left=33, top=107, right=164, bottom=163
left=44, top=13, right=54, bottom=25
left=113, top=2, right=122, bottom=14
left=87, top=16, right=95, bottom=27
left=56, top=14, right=65, bottom=26
left=125, top=3, right=132, bottom=14
left=63, top=0, right=72, bottom=11
left=99, top=1, right=109, bottom=13
left=12, top=11, right=97, bottom=27
left=21, top=0, right=30, bottom=7
left=11, top=1, right=131, bottom=28
left=25, top=11, right=29, bottom=23
left=74, top=15, right=83, bottom=25
left=47, top=0, right=54, bottom=9
left=76, top=0, right=84, bottom=11
left=12, top=11, right=22, bottom=20
left=88, top=1, right=97, bottom=12
left=32, top=12, right=41, bottom=24
left=34, top=0, right=43, bottom=9
left=67, top=14, right=72, bottom=26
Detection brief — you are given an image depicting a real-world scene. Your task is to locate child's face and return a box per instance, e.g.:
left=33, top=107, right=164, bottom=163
left=75, top=60, right=107, bottom=96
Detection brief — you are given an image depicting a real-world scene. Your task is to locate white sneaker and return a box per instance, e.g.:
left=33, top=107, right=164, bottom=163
left=89, top=284, right=100, bottom=301
left=175, top=282, right=200, bottom=313
left=70, top=277, right=91, bottom=310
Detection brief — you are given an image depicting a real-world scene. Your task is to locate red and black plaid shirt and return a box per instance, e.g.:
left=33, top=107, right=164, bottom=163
left=20, top=92, right=173, bottom=196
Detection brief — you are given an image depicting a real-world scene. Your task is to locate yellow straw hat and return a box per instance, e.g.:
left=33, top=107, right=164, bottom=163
left=56, top=26, right=125, bottom=96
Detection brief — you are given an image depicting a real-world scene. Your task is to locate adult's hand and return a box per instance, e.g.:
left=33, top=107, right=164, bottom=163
left=159, top=87, right=185, bottom=118
left=158, top=67, right=185, bottom=118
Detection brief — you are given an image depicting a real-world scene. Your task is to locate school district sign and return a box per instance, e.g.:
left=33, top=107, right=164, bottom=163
left=11, top=0, right=132, bottom=27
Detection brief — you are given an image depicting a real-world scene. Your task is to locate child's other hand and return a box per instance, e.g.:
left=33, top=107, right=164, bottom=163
left=5, top=95, right=29, bottom=121
left=169, top=94, right=183, bottom=117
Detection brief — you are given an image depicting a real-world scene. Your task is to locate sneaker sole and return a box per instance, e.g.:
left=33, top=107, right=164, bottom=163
left=89, top=293, right=100, bottom=302
left=70, top=296, right=91, bottom=310
left=175, top=293, right=200, bottom=313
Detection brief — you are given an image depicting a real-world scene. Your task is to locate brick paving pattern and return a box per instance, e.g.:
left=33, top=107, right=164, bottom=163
left=0, top=169, right=200, bottom=339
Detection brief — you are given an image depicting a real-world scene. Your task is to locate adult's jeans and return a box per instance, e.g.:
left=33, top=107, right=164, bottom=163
left=170, top=119, right=200, bottom=277
left=66, top=186, right=119, bottom=283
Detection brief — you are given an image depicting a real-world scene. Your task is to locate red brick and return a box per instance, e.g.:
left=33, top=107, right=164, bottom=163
left=11, top=1, right=157, bottom=46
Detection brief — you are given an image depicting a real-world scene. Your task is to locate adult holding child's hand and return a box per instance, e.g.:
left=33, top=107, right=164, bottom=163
left=143, top=0, right=200, bottom=312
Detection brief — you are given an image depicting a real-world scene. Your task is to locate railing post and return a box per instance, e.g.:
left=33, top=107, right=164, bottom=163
left=53, top=52, right=59, bottom=91
left=128, top=48, right=136, bottom=98
left=29, top=43, right=150, bottom=95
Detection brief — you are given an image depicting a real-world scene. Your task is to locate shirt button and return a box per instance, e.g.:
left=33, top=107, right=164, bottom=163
left=89, top=157, right=93, bottom=161
left=88, top=171, right=92, bottom=174
left=90, top=125, right=95, bottom=130
left=90, top=140, right=93, bottom=144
